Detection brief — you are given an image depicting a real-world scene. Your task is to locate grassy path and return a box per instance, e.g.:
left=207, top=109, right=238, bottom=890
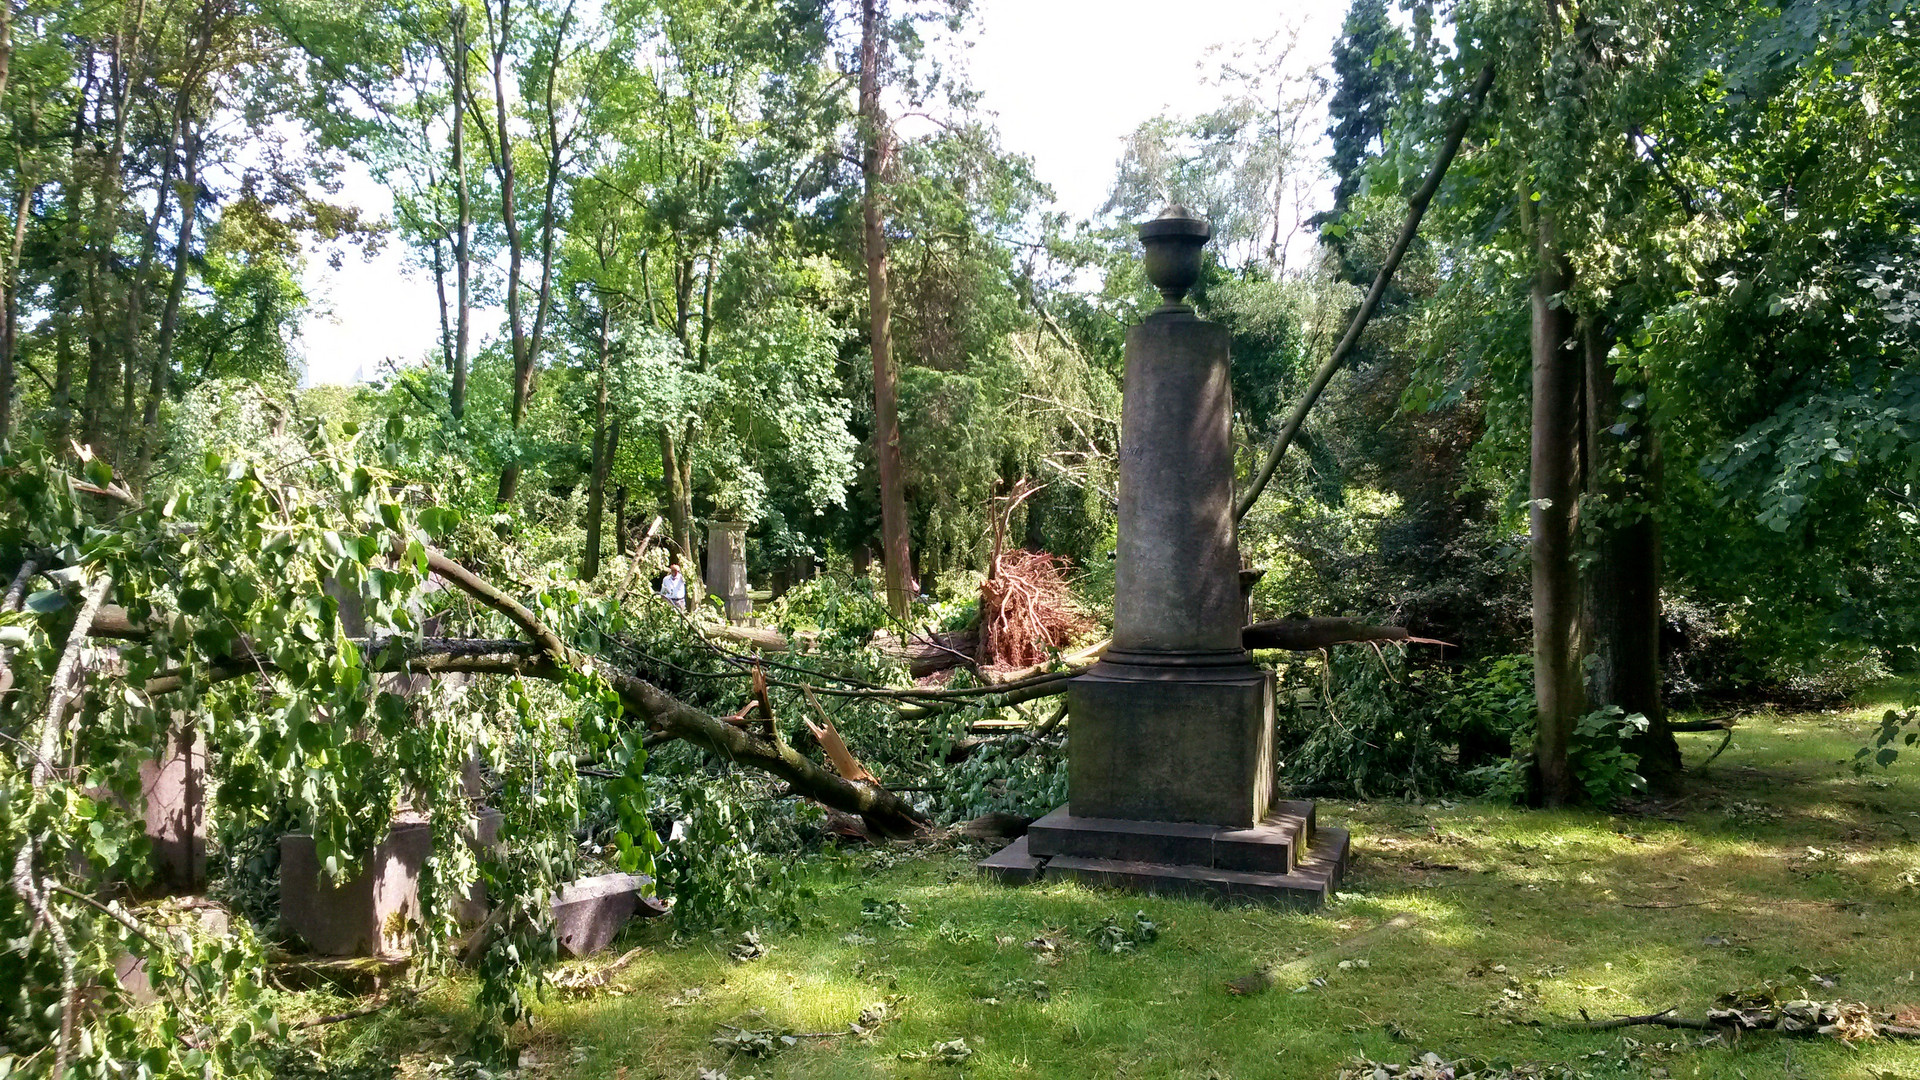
left=341, top=686, right=1920, bottom=1079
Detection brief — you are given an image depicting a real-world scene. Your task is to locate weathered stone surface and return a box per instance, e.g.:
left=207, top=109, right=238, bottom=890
left=1108, top=313, right=1243, bottom=658
left=140, top=719, right=206, bottom=892
left=977, top=835, right=1046, bottom=886
left=1026, top=808, right=1217, bottom=867
left=982, top=825, right=1348, bottom=908
left=1024, top=800, right=1317, bottom=876
left=978, top=207, right=1348, bottom=911
left=551, top=872, right=666, bottom=958
left=279, top=823, right=431, bottom=957
left=1067, top=669, right=1275, bottom=827
left=705, top=520, right=751, bottom=622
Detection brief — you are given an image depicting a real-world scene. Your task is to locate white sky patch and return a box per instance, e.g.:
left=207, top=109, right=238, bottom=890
left=295, top=0, right=1344, bottom=387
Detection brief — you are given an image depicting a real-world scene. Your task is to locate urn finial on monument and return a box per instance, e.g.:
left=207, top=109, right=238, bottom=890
left=1139, top=204, right=1210, bottom=311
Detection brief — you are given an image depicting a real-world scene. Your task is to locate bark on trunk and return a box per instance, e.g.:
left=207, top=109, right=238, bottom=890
left=1530, top=209, right=1584, bottom=807
left=1581, top=319, right=1679, bottom=785
left=489, top=0, right=527, bottom=502
left=582, top=307, right=615, bottom=580
left=135, top=123, right=201, bottom=472
left=859, top=0, right=912, bottom=620
left=659, top=422, right=693, bottom=567
left=449, top=3, right=471, bottom=419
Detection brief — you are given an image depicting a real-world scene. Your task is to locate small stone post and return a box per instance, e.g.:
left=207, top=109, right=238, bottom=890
left=705, top=519, right=752, bottom=622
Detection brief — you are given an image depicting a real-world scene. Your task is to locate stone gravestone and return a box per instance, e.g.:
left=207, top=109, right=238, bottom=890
left=980, top=207, right=1348, bottom=906
left=705, top=519, right=752, bottom=622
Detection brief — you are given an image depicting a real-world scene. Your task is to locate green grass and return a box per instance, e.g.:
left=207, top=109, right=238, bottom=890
left=339, top=685, right=1920, bottom=1079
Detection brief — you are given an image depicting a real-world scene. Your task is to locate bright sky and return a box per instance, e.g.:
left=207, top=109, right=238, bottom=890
left=293, top=0, right=1344, bottom=386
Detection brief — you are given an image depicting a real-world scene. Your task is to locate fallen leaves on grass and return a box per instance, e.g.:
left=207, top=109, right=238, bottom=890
left=899, top=1038, right=973, bottom=1065
left=1335, top=1051, right=1565, bottom=1079
left=729, top=931, right=770, bottom=962
left=1090, top=911, right=1158, bottom=954
left=544, top=947, right=644, bottom=996
left=861, top=897, right=914, bottom=929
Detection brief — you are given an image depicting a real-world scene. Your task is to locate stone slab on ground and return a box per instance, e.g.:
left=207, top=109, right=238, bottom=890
left=977, top=835, right=1046, bottom=885
left=280, top=823, right=432, bottom=957
left=552, top=872, right=669, bottom=957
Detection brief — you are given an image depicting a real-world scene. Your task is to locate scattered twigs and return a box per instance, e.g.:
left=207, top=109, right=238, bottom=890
left=1242, top=617, right=1452, bottom=652
left=292, top=997, right=402, bottom=1029
left=1569, top=1008, right=1709, bottom=1032
left=1562, top=1004, right=1920, bottom=1040
left=1697, top=726, right=1736, bottom=770
left=546, top=947, right=645, bottom=993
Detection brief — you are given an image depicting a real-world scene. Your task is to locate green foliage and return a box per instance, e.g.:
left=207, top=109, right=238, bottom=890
left=1277, top=651, right=1536, bottom=801
left=941, top=731, right=1068, bottom=822
left=1567, top=707, right=1650, bottom=808
left=1472, top=704, right=1650, bottom=809
left=772, top=573, right=893, bottom=643
left=654, top=775, right=816, bottom=934
left=1857, top=689, right=1920, bottom=772
left=0, top=425, right=659, bottom=1073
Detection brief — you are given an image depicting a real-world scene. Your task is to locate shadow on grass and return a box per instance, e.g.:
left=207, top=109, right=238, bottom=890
left=319, top=705, right=1920, bottom=1080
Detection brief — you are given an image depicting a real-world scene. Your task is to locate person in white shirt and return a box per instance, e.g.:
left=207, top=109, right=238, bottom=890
left=659, top=560, right=687, bottom=611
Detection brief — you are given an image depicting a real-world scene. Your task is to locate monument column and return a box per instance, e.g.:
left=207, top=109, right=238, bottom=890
left=1068, top=206, right=1273, bottom=828
left=705, top=519, right=752, bottom=622
left=981, top=207, right=1348, bottom=906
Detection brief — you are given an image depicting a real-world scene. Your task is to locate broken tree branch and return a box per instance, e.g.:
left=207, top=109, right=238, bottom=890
left=1242, top=617, right=1452, bottom=652
left=1235, top=61, right=1497, bottom=522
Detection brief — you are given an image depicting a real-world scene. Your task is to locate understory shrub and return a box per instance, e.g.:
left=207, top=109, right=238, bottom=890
left=652, top=773, right=820, bottom=933
left=1274, top=650, right=1533, bottom=800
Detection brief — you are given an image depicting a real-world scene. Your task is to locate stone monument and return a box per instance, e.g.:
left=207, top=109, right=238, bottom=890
left=705, top=519, right=752, bottom=622
left=980, top=207, right=1348, bottom=905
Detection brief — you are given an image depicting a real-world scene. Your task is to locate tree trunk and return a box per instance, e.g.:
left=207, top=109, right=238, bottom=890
left=49, top=59, right=93, bottom=445
left=613, top=484, right=627, bottom=558
left=1581, top=319, right=1679, bottom=785
left=659, top=422, right=694, bottom=572
left=1530, top=208, right=1584, bottom=807
left=135, top=124, right=201, bottom=472
left=859, top=0, right=912, bottom=620
left=0, top=176, right=27, bottom=446
left=449, top=3, right=471, bottom=420
left=582, top=309, right=614, bottom=580
left=489, top=0, right=528, bottom=503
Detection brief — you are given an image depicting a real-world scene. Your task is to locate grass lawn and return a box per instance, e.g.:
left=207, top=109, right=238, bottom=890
left=328, top=686, right=1920, bottom=1079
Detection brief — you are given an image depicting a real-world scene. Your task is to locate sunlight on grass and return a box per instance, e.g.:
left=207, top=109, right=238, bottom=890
left=340, top=698, right=1920, bottom=1079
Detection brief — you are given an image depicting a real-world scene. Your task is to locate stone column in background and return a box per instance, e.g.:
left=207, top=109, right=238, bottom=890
left=705, top=519, right=752, bottom=622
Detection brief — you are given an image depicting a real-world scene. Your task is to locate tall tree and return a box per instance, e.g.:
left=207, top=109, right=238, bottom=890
left=859, top=0, right=911, bottom=619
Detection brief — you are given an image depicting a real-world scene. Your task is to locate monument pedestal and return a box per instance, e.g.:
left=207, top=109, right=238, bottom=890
left=982, top=803, right=1349, bottom=907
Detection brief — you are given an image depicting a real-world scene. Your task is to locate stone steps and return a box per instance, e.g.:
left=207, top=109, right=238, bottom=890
left=980, top=803, right=1349, bottom=909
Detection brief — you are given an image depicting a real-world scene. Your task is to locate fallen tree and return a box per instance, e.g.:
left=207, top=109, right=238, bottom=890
left=88, top=546, right=933, bottom=840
